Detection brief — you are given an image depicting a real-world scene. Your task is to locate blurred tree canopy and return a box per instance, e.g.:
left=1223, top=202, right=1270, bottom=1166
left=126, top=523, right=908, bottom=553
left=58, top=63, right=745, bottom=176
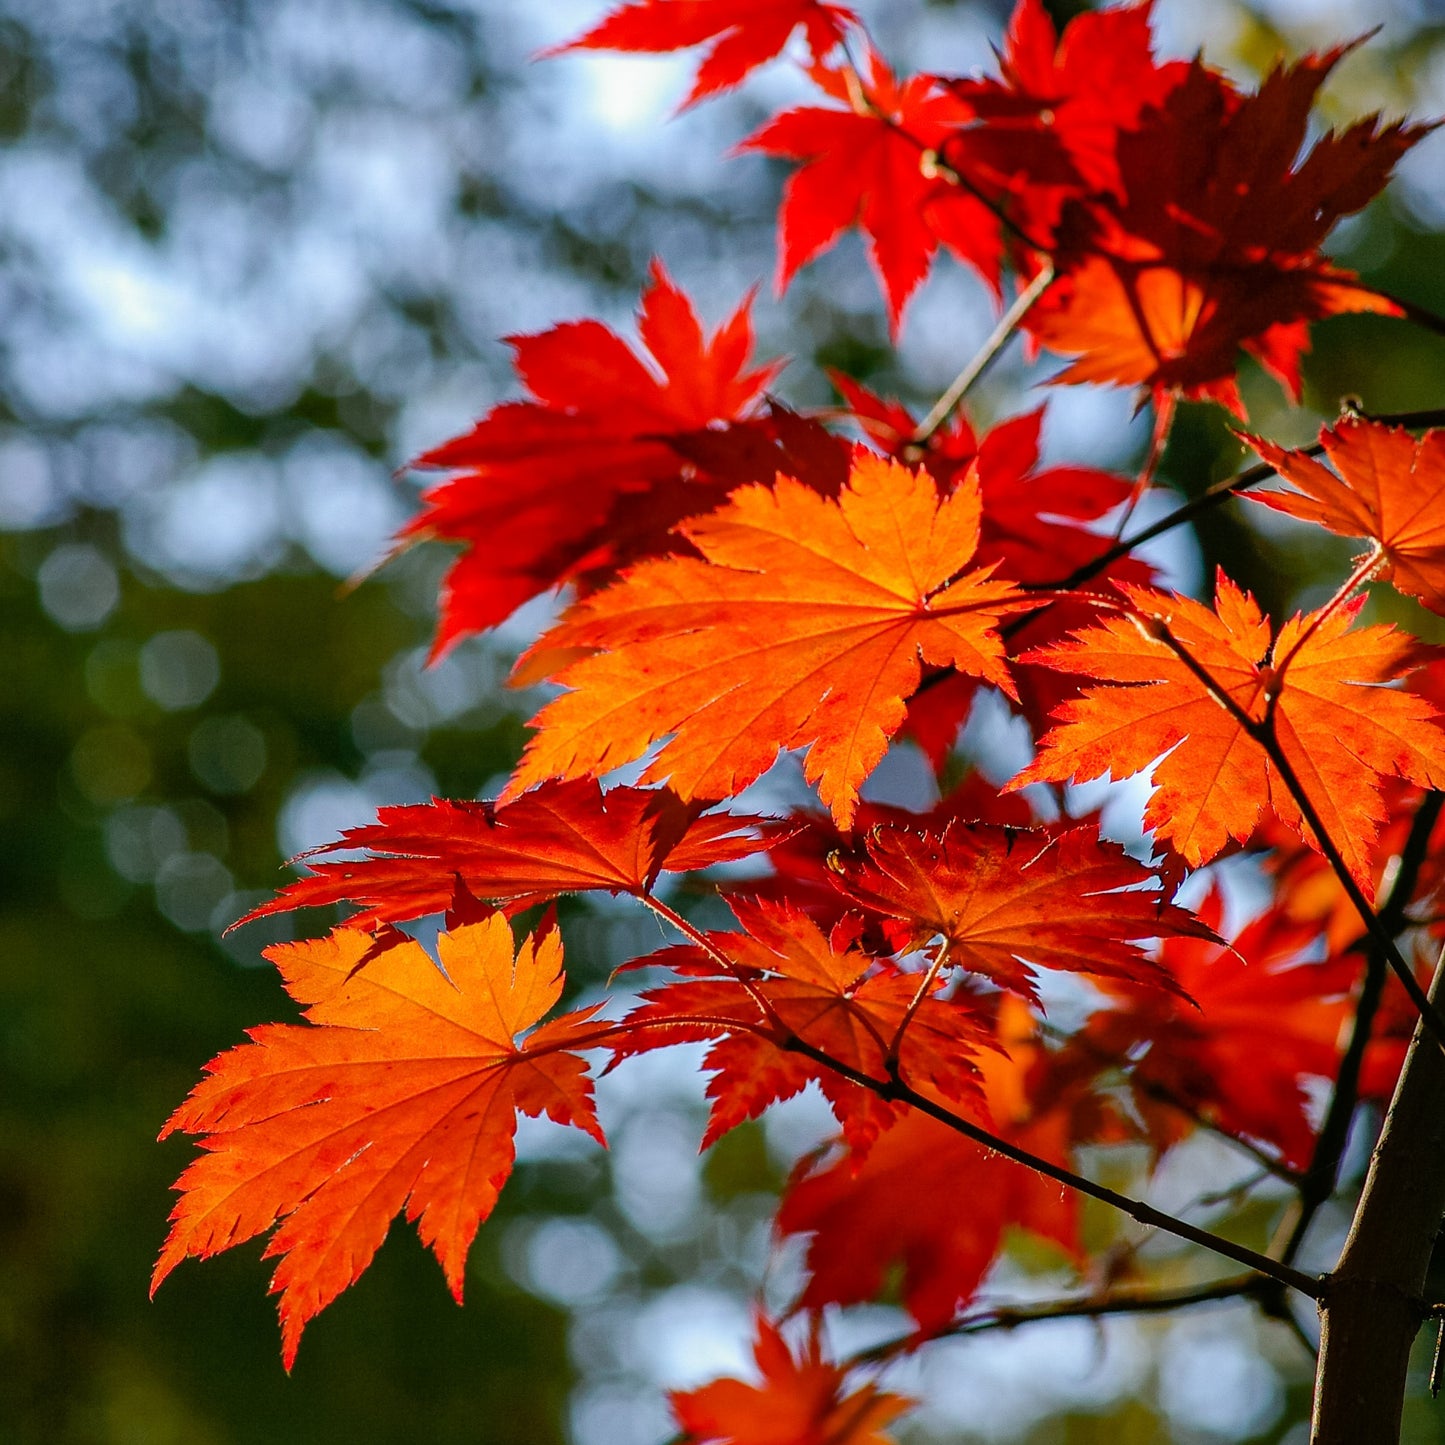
left=4, top=1, right=1445, bottom=1442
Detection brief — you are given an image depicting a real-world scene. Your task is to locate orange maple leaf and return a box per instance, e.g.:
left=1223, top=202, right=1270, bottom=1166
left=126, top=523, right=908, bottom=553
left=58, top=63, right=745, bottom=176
left=671, top=1315, right=911, bottom=1445
left=153, top=917, right=606, bottom=1367
left=507, top=452, right=1031, bottom=827
left=1248, top=419, right=1445, bottom=614
left=613, top=898, right=994, bottom=1155
left=1010, top=574, right=1445, bottom=896
left=236, top=779, right=779, bottom=931
left=408, top=261, right=782, bottom=651
left=827, top=820, right=1209, bottom=1004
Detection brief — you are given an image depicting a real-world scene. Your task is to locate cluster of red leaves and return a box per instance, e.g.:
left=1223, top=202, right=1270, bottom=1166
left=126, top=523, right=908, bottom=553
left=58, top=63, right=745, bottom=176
left=154, top=2, right=1445, bottom=1440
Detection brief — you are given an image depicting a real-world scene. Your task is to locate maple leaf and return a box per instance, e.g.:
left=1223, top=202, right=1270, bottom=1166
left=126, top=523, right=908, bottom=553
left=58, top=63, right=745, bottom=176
left=613, top=897, right=994, bottom=1155
left=671, top=1314, right=911, bottom=1445
left=407, top=261, right=782, bottom=652
left=1027, top=49, right=1428, bottom=413
left=235, top=779, right=778, bottom=932
left=744, top=780, right=1036, bottom=942
left=507, top=452, right=1032, bottom=827
left=740, top=50, right=974, bottom=331
left=546, top=0, right=855, bottom=109
left=1248, top=419, right=1445, bottom=614
left=777, top=1010, right=1083, bottom=1327
left=1079, top=885, right=1353, bottom=1170
left=153, top=917, right=606, bottom=1367
left=940, top=0, right=1186, bottom=249
left=1010, top=574, right=1445, bottom=897
left=826, top=819, right=1208, bottom=1005
left=827, top=386, right=1153, bottom=746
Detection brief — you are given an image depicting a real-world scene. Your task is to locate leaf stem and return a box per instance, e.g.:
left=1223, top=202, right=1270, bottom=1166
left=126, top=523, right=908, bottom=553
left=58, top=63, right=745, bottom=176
left=910, top=262, right=1054, bottom=445
left=1265, top=542, right=1385, bottom=698
left=1111, top=391, right=1177, bottom=540
left=886, top=941, right=951, bottom=1070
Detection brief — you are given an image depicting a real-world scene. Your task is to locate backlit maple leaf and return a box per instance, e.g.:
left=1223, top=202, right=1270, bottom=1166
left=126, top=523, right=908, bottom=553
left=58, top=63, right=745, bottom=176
left=740, top=50, right=974, bottom=331
left=1027, top=50, right=1428, bottom=413
left=508, top=452, right=1031, bottom=827
left=777, top=1012, right=1084, bottom=1327
left=408, top=261, right=782, bottom=651
left=1010, top=574, right=1445, bottom=896
left=828, top=385, right=1154, bottom=745
left=1248, top=419, right=1445, bottom=614
left=671, top=1315, right=911, bottom=1445
left=613, top=898, right=994, bottom=1155
left=827, top=819, right=1208, bottom=1004
left=546, top=0, right=855, bottom=109
left=153, top=917, right=606, bottom=1366
left=940, top=0, right=1186, bottom=251
left=236, top=779, right=778, bottom=931
left=1078, top=886, right=1353, bottom=1170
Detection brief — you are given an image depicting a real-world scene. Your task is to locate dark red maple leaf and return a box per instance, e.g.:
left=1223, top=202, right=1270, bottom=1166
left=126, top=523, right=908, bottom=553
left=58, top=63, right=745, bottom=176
left=407, top=261, right=782, bottom=652
left=939, top=0, right=1186, bottom=254
left=1027, top=47, right=1429, bottom=413
left=546, top=0, right=855, bottom=109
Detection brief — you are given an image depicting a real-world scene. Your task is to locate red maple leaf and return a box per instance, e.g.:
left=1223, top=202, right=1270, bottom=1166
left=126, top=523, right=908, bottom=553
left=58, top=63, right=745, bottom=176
left=826, top=819, right=1208, bottom=1005
left=1248, top=419, right=1445, bottom=615
left=407, top=261, right=782, bottom=652
left=613, top=897, right=995, bottom=1155
left=671, top=1314, right=911, bottom=1445
left=777, top=1010, right=1083, bottom=1327
left=1078, top=885, right=1354, bottom=1170
left=1011, top=574, right=1445, bottom=895
left=940, top=0, right=1186, bottom=252
left=545, top=0, right=855, bottom=109
left=235, top=779, right=779, bottom=931
left=1027, top=48, right=1428, bottom=413
left=740, top=50, right=974, bottom=332
left=153, top=918, right=607, bottom=1366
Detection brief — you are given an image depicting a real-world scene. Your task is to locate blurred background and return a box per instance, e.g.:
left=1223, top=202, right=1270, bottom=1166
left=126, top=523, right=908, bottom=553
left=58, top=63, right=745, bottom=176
left=5, top=0, right=1445, bottom=1441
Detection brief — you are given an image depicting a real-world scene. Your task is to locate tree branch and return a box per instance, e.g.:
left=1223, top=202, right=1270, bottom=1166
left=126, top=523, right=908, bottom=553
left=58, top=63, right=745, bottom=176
left=1280, top=790, right=1445, bottom=1267
left=1312, top=947, right=1445, bottom=1443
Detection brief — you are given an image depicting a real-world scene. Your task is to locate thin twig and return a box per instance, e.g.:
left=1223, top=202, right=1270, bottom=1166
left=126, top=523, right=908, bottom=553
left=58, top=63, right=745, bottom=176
left=630, top=883, right=1323, bottom=1295
left=849, top=1274, right=1280, bottom=1365
left=911, top=263, right=1055, bottom=445
left=780, top=1031, right=1322, bottom=1296
left=1029, top=406, right=1445, bottom=596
